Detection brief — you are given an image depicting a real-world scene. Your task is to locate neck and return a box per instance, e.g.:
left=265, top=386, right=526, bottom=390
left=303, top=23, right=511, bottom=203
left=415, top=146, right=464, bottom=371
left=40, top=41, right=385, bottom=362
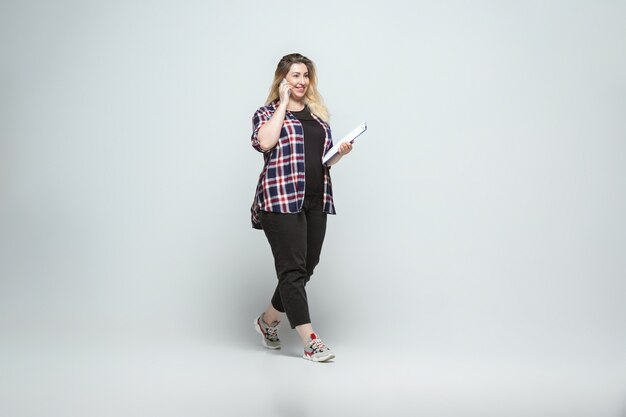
left=286, top=98, right=305, bottom=112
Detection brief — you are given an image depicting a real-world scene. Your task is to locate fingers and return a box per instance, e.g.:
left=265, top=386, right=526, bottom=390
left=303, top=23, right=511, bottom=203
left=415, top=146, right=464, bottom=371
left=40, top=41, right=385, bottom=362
left=338, top=142, right=353, bottom=155
left=279, top=80, right=292, bottom=99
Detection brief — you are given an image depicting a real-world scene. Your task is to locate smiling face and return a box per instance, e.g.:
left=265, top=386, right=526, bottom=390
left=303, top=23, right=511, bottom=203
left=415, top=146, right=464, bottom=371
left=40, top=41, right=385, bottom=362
left=284, top=63, right=309, bottom=100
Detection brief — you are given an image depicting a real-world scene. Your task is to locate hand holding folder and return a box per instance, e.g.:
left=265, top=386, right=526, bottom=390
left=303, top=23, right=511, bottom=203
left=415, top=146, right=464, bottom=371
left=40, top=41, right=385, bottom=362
left=322, top=122, right=367, bottom=166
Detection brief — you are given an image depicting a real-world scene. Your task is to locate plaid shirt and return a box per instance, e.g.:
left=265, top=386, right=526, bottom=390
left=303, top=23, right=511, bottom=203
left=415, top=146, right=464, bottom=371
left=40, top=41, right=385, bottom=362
left=250, top=101, right=336, bottom=229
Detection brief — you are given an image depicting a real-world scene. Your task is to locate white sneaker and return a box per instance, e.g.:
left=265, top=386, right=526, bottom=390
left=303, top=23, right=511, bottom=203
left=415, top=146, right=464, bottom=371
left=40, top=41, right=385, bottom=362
left=303, top=333, right=335, bottom=362
left=254, top=313, right=281, bottom=349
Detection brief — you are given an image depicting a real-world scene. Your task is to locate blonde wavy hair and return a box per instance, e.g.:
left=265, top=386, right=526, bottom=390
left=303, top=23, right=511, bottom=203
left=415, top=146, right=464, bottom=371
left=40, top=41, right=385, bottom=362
left=265, top=53, right=330, bottom=122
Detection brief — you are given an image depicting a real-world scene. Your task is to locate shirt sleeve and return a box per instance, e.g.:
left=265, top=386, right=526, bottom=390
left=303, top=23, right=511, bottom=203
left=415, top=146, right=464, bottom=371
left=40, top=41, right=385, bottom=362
left=251, top=107, right=272, bottom=153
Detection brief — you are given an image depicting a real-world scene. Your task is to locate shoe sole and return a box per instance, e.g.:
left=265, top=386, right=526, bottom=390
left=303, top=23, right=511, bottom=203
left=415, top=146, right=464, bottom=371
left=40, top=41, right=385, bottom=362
left=302, top=353, right=335, bottom=362
left=253, top=317, right=281, bottom=350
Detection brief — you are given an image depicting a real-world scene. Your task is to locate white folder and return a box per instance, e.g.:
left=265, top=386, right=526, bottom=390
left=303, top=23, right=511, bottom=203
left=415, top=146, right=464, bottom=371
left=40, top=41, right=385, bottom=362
left=322, top=122, right=367, bottom=166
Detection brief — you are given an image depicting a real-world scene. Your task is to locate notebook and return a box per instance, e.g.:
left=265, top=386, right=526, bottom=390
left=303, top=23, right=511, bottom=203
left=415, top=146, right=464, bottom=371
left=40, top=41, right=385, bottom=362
left=322, top=122, right=367, bottom=166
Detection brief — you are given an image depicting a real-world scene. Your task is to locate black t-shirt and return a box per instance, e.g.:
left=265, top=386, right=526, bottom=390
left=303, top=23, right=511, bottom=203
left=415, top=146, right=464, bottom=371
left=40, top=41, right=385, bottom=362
left=290, top=106, right=325, bottom=197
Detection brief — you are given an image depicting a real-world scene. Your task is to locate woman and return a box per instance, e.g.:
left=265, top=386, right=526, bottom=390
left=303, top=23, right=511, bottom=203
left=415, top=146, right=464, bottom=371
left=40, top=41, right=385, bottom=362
left=250, top=53, right=353, bottom=362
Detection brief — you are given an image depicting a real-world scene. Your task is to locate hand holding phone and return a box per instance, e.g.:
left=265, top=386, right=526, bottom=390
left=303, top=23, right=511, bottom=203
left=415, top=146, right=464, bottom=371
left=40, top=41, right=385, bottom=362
left=279, top=78, right=291, bottom=102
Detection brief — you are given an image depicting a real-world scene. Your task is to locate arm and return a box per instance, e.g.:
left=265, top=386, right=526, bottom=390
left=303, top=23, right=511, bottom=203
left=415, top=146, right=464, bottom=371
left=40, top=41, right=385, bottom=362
left=257, top=101, right=288, bottom=152
left=256, top=79, right=293, bottom=152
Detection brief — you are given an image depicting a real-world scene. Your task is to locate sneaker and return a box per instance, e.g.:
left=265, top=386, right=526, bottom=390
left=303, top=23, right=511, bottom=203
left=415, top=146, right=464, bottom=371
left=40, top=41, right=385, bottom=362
left=303, top=333, right=335, bottom=362
left=254, top=313, right=281, bottom=349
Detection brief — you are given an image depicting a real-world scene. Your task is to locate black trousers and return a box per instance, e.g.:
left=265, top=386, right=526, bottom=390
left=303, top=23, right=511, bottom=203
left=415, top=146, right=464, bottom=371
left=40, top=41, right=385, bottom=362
left=258, top=195, right=327, bottom=329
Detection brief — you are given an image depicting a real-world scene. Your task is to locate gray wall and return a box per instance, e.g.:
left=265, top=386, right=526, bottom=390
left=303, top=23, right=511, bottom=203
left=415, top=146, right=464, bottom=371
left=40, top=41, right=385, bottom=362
left=1, top=0, right=625, bottom=396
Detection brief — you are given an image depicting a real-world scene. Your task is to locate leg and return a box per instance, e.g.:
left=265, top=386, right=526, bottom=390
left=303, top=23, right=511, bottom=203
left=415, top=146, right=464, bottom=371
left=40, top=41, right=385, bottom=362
left=262, top=303, right=282, bottom=325
left=295, top=323, right=315, bottom=344
left=259, top=210, right=311, bottom=329
left=304, top=202, right=327, bottom=285
left=270, top=284, right=285, bottom=313
left=265, top=206, right=326, bottom=336
left=295, top=197, right=328, bottom=345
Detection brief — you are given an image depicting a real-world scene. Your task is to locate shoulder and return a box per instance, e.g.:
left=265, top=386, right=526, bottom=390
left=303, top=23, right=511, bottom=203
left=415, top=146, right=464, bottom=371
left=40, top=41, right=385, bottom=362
left=253, top=102, right=278, bottom=119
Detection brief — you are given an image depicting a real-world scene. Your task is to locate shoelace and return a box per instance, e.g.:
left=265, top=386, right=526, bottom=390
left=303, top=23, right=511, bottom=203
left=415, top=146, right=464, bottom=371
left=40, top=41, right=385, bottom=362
left=309, top=338, right=327, bottom=353
left=265, top=323, right=280, bottom=340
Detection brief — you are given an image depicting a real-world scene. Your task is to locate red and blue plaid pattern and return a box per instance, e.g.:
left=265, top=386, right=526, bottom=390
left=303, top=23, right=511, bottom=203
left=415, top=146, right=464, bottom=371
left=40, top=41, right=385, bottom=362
left=250, top=101, right=336, bottom=229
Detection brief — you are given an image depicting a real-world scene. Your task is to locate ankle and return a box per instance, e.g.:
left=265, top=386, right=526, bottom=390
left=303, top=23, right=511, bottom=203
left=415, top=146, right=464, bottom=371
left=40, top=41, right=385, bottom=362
left=262, top=312, right=279, bottom=326
left=300, top=332, right=316, bottom=346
